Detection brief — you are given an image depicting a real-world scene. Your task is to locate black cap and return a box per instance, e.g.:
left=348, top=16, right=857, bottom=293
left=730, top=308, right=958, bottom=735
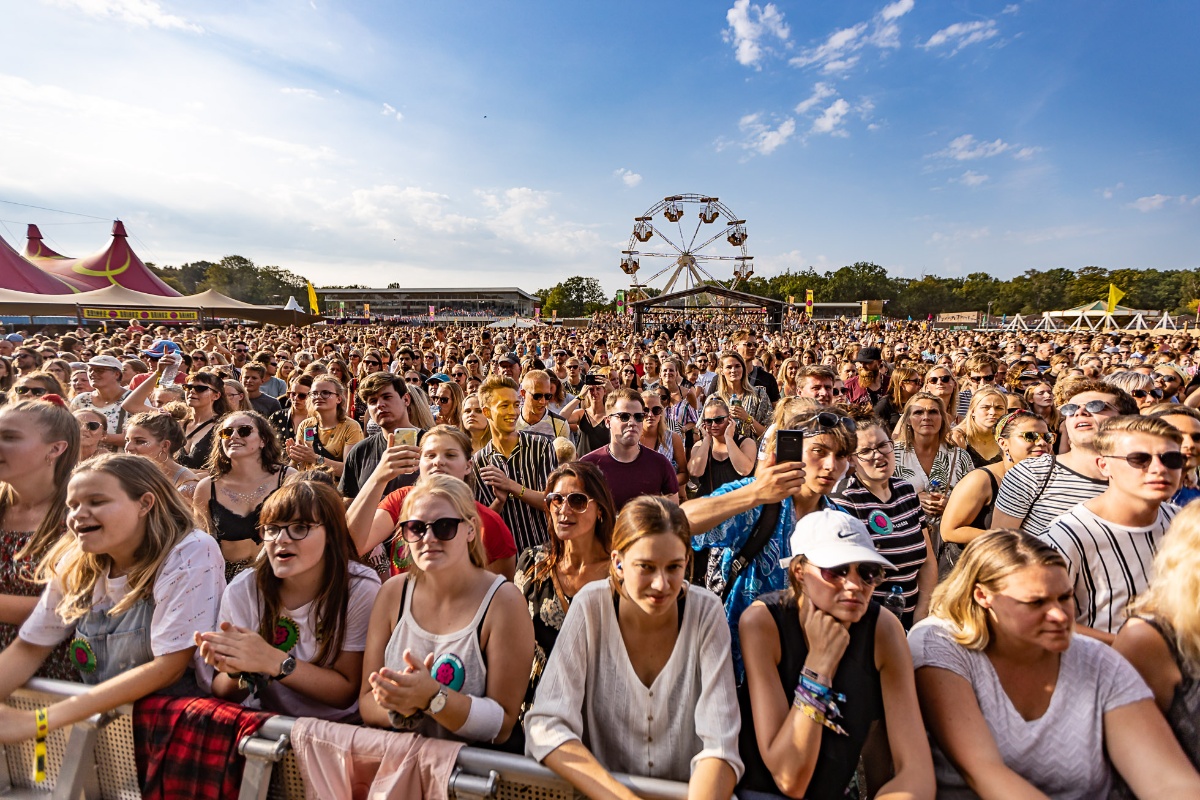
left=498, top=352, right=520, bottom=366
left=854, top=347, right=883, bottom=363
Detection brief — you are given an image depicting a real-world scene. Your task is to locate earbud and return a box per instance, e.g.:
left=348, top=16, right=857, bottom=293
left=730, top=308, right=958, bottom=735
left=616, top=562, right=623, bottom=571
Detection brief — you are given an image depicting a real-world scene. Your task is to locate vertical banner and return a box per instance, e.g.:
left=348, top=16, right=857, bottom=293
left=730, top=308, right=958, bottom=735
left=363, top=303, right=370, bottom=316
left=535, top=307, right=541, bottom=319
left=552, top=309, right=557, bottom=319
left=429, top=305, right=435, bottom=320
left=805, top=289, right=814, bottom=316
left=616, top=290, right=626, bottom=316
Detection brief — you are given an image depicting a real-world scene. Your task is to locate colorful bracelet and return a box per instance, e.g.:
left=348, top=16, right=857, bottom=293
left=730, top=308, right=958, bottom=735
left=796, top=700, right=849, bottom=736
left=34, top=707, right=49, bottom=783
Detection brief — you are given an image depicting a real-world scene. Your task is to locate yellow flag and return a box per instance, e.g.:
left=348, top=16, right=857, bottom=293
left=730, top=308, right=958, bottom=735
left=1106, top=284, right=1125, bottom=314
left=306, top=281, right=320, bottom=315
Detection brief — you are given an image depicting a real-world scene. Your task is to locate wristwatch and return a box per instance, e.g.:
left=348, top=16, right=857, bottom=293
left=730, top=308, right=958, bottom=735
left=428, top=687, right=449, bottom=715
left=274, top=654, right=297, bottom=681
left=315, top=455, right=327, bottom=467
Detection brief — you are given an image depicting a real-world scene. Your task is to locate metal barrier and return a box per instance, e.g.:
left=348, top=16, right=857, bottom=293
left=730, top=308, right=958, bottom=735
left=2, top=679, right=696, bottom=800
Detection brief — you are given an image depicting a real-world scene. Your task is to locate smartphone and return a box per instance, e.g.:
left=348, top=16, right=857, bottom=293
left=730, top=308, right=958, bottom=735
left=392, top=427, right=418, bottom=447
left=583, top=373, right=605, bottom=386
left=302, top=426, right=317, bottom=445
left=776, top=429, right=805, bottom=463
left=729, top=394, right=742, bottom=407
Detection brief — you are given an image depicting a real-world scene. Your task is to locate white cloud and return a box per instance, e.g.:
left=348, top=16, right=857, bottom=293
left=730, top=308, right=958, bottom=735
left=1130, top=194, right=1172, bottom=212
left=1012, top=146, right=1039, bottom=160
left=738, top=113, right=797, bottom=155
left=613, top=168, right=642, bottom=188
left=880, top=0, right=915, bottom=22
left=958, top=170, right=989, bottom=187
left=281, top=87, right=321, bottom=100
left=811, top=99, right=851, bottom=136
left=43, top=0, right=201, bottom=32
left=936, top=134, right=1011, bottom=160
left=928, top=227, right=991, bottom=245
left=922, top=20, right=999, bottom=55
left=723, top=0, right=791, bottom=69
left=790, top=0, right=915, bottom=73
left=381, top=102, right=403, bottom=122
left=1100, top=182, right=1124, bottom=199
left=794, top=82, right=836, bottom=114
left=1002, top=4, right=1020, bottom=14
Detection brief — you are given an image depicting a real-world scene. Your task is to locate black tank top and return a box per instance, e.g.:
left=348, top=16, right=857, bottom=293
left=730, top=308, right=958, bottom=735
left=207, top=469, right=287, bottom=543
left=698, top=434, right=748, bottom=496
left=969, top=468, right=1000, bottom=530
left=737, top=591, right=883, bottom=799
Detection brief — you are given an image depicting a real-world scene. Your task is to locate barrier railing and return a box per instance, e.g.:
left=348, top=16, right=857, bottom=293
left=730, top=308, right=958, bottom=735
left=2, top=679, right=697, bottom=800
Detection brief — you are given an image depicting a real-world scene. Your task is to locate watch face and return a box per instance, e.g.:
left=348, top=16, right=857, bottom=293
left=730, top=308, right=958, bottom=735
left=280, top=656, right=297, bottom=676
left=429, top=688, right=448, bottom=714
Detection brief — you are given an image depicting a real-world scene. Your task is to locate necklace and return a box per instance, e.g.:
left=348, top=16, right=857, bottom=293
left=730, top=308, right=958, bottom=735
left=221, top=476, right=274, bottom=503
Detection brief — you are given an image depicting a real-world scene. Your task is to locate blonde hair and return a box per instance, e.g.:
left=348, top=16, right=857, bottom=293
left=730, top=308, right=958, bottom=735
left=404, top=383, right=437, bottom=430
left=552, top=436, right=576, bottom=463
left=398, top=473, right=486, bottom=581
left=1128, top=503, right=1200, bottom=673
left=36, top=454, right=195, bottom=623
left=608, top=496, right=692, bottom=590
left=929, top=529, right=1068, bottom=651
left=963, top=386, right=1009, bottom=443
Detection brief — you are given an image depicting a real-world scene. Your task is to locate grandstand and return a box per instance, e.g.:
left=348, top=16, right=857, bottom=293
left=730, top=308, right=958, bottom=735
left=319, top=287, right=539, bottom=320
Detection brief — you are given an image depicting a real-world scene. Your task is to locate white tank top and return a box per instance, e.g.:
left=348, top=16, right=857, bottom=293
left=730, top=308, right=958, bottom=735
left=383, top=573, right=505, bottom=740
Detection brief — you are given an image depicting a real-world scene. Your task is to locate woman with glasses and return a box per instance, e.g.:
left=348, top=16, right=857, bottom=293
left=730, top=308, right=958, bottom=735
left=75, top=408, right=107, bottom=462
left=716, top=350, right=772, bottom=440
left=198, top=479, right=381, bottom=721
left=223, top=378, right=253, bottom=412
left=875, top=366, right=922, bottom=433
left=1108, top=370, right=1163, bottom=412
left=526, top=496, right=742, bottom=796
left=432, top=379, right=465, bottom=429
left=269, top=374, right=313, bottom=443
left=511, top=463, right=615, bottom=744
left=463, top=355, right=485, bottom=381
left=176, top=371, right=231, bottom=470
left=9, top=371, right=66, bottom=405
left=837, top=417, right=934, bottom=629
left=195, top=412, right=294, bottom=582
left=616, top=362, right=641, bottom=391
left=737, top=510, right=934, bottom=800
left=894, top=393, right=972, bottom=523
left=910, top=530, right=1200, bottom=799
left=954, top=387, right=1008, bottom=469
left=922, top=365, right=960, bottom=427
left=124, top=409, right=200, bottom=498
left=687, top=396, right=756, bottom=498
left=941, top=411, right=1052, bottom=561
left=286, top=377, right=363, bottom=479
left=360, top=474, right=534, bottom=744
left=640, top=390, right=688, bottom=503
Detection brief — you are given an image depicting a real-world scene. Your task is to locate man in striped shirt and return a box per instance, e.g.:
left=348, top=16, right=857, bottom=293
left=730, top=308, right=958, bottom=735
left=473, top=374, right=558, bottom=553
left=1042, top=415, right=1183, bottom=643
left=991, top=380, right=1136, bottom=536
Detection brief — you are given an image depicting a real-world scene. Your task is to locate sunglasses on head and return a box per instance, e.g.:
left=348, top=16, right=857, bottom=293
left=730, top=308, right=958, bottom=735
left=1060, top=400, right=1117, bottom=417
left=802, top=411, right=857, bottom=433
left=397, top=516, right=463, bottom=543
left=219, top=424, right=256, bottom=439
left=609, top=411, right=647, bottom=424
left=1105, top=451, right=1186, bottom=470
left=818, top=563, right=888, bottom=587
left=14, top=386, right=48, bottom=396
left=546, top=491, right=592, bottom=512
left=262, top=522, right=315, bottom=542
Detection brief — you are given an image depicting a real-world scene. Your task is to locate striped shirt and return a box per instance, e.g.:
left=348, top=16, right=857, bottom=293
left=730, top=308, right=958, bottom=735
left=993, top=454, right=1108, bottom=536
left=1042, top=503, right=1178, bottom=634
left=837, top=476, right=928, bottom=612
left=472, top=432, right=558, bottom=553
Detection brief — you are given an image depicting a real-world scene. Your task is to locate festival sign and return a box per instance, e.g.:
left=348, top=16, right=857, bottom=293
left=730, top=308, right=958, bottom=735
left=82, top=307, right=199, bottom=322
left=935, top=311, right=981, bottom=324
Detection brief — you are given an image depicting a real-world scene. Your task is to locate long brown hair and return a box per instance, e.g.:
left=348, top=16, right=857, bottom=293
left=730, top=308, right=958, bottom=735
left=205, top=410, right=285, bottom=478
left=256, top=480, right=359, bottom=667
left=534, top=461, right=616, bottom=584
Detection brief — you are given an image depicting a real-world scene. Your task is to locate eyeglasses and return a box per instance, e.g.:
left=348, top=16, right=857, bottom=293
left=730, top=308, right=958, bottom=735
left=79, top=420, right=103, bottom=432
left=312, top=390, right=339, bottom=400
left=219, top=424, right=256, bottom=439
left=546, top=492, right=592, bottom=512
left=14, top=386, right=48, bottom=396
left=1060, top=400, right=1117, bottom=418
left=818, top=563, right=888, bottom=587
left=1130, top=388, right=1164, bottom=400
left=1105, top=451, right=1186, bottom=470
left=802, top=411, right=857, bottom=433
left=526, top=392, right=553, bottom=401
left=971, top=374, right=996, bottom=382
left=185, top=384, right=212, bottom=393
left=262, top=522, right=316, bottom=542
left=926, top=375, right=953, bottom=385
left=702, top=415, right=728, bottom=425
left=854, top=440, right=894, bottom=460
left=397, top=517, right=464, bottom=543
left=608, top=411, right=647, bottom=424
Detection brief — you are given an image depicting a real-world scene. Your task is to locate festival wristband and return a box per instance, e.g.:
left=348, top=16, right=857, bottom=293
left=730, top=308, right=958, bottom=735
left=34, top=707, right=49, bottom=783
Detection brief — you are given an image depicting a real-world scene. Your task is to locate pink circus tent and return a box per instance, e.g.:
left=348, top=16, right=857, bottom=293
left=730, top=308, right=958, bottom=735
left=25, top=221, right=181, bottom=296
left=0, top=233, right=76, bottom=293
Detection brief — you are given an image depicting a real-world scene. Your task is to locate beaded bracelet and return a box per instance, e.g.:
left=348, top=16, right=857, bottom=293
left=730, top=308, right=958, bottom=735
left=34, top=707, right=49, bottom=783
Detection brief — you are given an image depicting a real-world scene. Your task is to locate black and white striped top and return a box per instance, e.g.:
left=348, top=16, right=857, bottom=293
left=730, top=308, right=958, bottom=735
left=837, top=476, right=928, bottom=613
left=1042, top=503, right=1178, bottom=634
left=993, top=454, right=1108, bottom=536
left=472, top=432, right=558, bottom=553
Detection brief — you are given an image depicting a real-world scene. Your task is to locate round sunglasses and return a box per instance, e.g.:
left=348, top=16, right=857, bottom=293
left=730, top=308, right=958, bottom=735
left=398, top=517, right=464, bottom=543
left=818, top=563, right=888, bottom=587
left=546, top=492, right=593, bottom=512
left=1060, top=400, right=1117, bottom=418
left=219, top=424, right=256, bottom=440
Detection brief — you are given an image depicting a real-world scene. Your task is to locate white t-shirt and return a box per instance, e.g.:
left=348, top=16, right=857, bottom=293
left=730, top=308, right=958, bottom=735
left=1041, top=502, right=1178, bottom=634
left=21, top=530, right=224, bottom=659
left=909, top=618, right=1152, bottom=799
left=219, top=561, right=380, bottom=721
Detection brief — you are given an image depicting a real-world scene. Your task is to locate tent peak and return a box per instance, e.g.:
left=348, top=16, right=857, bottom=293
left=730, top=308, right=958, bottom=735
left=112, top=220, right=127, bottom=237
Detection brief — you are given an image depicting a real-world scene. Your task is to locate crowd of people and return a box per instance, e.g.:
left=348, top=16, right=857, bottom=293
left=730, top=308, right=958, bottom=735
left=0, top=314, right=1198, bottom=798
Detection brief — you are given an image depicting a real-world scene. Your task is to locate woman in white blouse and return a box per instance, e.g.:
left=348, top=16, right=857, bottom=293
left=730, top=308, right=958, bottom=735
left=525, top=496, right=743, bottom=799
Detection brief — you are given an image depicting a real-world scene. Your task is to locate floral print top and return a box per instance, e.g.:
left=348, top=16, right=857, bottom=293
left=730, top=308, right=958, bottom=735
left=513, top=546, right=568, bottom=720
left=0, top=529, right=78, bottom=682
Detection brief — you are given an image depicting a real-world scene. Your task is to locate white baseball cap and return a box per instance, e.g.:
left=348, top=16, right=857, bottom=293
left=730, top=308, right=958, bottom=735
left=780, top=509, right=896, bottom=570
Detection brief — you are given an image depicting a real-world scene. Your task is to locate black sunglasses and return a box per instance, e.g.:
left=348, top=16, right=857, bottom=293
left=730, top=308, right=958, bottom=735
left=219, top=424, right=256, bottom=439
left=185, top=384, right=212, bottom=393
left=645, top=406, right=664, bottom=416
left=926, top=375, right=953, bottom=385
left=702, top=415, right=729, bottom=425
left=546, top=492, right=592, bottom=512
left=609, top=411, right=647, bottom=423
left=802, top=411, right=857, bottom=433
left=1060, top=400, right=1117, bottom=417
left=397, top=517, right=464, bottom=543
left=262, top=522, right=315, bottom=542
left=79, top=420, right=103, bottom=432
left=1105, top=451, right=1186, bottom=470
left=14, top=386, right=48, bottom=396
left=526, top=392, right=553, bottom=401
left=1130, top=388, right=1164, bottom=400
left=818, top=563, right=887, bottom=587
left=363, top=360, right=381, bottom=366
left=970, top=374, right=996, bottom=382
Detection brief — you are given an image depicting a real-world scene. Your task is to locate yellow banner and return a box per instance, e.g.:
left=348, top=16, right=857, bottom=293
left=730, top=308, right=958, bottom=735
left=82, top=308, right=199, bottom=321
left=1106, top=284, right=1125, bottom=314
left=306, top=281, right=320, bottom=314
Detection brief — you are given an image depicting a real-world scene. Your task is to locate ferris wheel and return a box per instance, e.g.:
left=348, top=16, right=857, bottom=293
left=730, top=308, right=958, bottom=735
left=620, top=194, right=753, bottom=306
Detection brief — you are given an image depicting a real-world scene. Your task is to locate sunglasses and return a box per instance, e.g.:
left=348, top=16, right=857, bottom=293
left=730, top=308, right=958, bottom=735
left=262, top=522, right=316, bottom=542
left=405, top=378, right=422, bottom=385
left=1105, top=451, right=1186, bottom=470
left=397, top=516, right=464, bottom=543
left=1015, top=431, right=1056, bottom=445
left=1130, top=388, right=1164, bottom=400
left=645, top=406, right=664, bottom=416
left=435, top=396, right=453, bottom=405
left=830, top=388, right=845, bottom=396
left=14, top=386, right=48, bottom=396
left=185, top=384, right=212, bottom=393
left=79, top=420, right=103, bottom=432
left=526, top=392, right=553, bottom=401
left=219, top=424, right=256, bottom=439
left=363, top=360, right=381, bottom=366
left=609, top=411, right=647, bottom=424
left=546, top=492, right=592, bottom=512
left=1060, top=400, right=1117, bottom=418
left=1154, top=373, right=1180, bottom=383
left=818, top=563, right=888, bottom=587
left=289, top=391, right=310, bottom=401
left=452, top=371, right=467, bottom=378
left=702, top=415, right=729, bottom=425
left=803, top=411, right=857, bottom=433
left=971, top=374, right=996, bottom=382
left=926, top=375, right=953, bottom=385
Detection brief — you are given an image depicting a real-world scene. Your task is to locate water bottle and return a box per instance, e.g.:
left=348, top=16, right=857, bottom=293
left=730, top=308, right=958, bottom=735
left=158, top=352, right=181, bottom=386
left=882, top=585, right=906, bottom=619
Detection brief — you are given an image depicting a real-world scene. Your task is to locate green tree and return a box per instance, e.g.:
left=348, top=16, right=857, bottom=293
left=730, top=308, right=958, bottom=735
left=536, top=276, right=608, bottom=317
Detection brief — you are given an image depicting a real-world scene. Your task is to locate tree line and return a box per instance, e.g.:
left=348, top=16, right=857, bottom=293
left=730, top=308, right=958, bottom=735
left=149, top=256, right=310, bottom=306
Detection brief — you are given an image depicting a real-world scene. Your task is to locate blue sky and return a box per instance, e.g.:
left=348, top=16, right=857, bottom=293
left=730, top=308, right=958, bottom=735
left=0, top=0, right=1197, bottom=297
